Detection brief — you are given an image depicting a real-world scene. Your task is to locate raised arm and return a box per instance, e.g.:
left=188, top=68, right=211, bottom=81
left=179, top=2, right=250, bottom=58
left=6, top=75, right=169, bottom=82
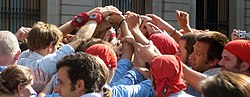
left=176, top=10, right=192, bottom=33
left=182, top=63, right=207, bottom=93
left=146, top=14, right=183, bottom=42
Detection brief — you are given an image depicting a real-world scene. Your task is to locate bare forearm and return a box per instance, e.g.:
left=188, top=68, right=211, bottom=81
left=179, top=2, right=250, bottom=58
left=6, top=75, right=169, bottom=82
left=120, top=21, right=134, bottom=60
left=181, top=25, right=192, bottom=33
left=59, top=21, right=77, bottom=36
left=77, top=20, right=98, bottom=39
left=171, top=30, right=183, bottom=42
left=131, top=28, right=149, bottom=45
left=182, top=64, right=206, bottom=92
left=68, top=20, right=98, bottom=49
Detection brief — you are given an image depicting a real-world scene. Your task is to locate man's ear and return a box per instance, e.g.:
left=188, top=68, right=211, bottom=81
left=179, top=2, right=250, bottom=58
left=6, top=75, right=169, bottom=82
left=14, top=50, right=21, bottom=61
left=76, top=79, right=85, bottom=93
left=240, top=62, right=250, bottom=72
left=17, top=83, right=24, bottom=96
left=48, top=43, right=54, bottom=53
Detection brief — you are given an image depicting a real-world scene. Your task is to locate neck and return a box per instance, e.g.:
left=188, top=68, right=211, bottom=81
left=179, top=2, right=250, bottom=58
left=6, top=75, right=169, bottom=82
left=33, top=48, right=49, bottom=56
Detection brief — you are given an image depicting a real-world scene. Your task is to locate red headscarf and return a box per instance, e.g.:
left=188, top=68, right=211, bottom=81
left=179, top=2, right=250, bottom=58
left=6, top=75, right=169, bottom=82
left=224, top=40, right=250, bottom=64
left=150, top=55, right=186, bottom=97
left=149, top=33, right=178, bottom=55
left=85, top=44, right=117, bottom=68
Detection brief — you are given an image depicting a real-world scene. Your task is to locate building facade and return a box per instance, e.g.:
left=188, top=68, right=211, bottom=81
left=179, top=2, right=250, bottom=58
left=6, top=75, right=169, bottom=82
left=0, top=0, right=249, bottom=37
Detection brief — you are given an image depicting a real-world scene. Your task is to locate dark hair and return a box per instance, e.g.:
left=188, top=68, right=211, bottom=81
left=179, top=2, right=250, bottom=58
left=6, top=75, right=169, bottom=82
left=76, top=38, right=114, bottom=52
left=201, top=71, right=250, bottom=97
left=27, top=22, right=62, bottom=51
left=56, top=52, right=106, bottom=93
left=0, top=65, right=33, bottom=96
left=180, top=33, right=200, bottom=64
left=196, top=31, right=229, bottom=62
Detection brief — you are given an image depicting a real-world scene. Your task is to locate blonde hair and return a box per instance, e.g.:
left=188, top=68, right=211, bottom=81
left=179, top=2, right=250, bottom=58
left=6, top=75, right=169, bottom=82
left=201, top=71, right=250, bottom=97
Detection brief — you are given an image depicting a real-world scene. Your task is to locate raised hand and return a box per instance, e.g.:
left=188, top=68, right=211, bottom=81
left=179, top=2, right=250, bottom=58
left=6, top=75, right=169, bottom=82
left=146, top=14, right=175, bottom=34
left=145, top=22, right=163, bottom=36
left=125, top=11, right=141, bottom=29
left=176, top=10, right=192, bottom=33
left=15, top=27, right=31, bottom=41
left=176, top=10, right=189, bottom=28
left=88, top=6, right=122, bottom=18
left=32, top=67, right=49, bottom=92
left=108, top=13, right=125, bottom=26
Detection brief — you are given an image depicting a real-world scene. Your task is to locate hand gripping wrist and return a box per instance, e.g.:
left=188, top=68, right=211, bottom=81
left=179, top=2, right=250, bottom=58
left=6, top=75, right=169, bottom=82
left=88, top=12, right=103, bottom=24
left=71, top=12, right=89, bottom=27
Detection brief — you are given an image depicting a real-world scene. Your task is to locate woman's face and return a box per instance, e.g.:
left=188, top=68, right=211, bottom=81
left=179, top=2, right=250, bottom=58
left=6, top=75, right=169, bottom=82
left=21, top=83, right=36, bottom=97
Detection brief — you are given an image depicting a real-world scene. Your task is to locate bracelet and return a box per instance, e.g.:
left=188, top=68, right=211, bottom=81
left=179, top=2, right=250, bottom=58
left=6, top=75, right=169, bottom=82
left=118, top=19, right=125, bottom=28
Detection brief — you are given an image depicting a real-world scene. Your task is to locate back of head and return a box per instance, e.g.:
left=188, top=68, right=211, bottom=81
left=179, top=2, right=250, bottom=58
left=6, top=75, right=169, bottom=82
left=196, top=31, right=229, bottom=62
left=224, top=40, right=250, bottom=64
left=56, top=52, right=107, bottom=94
left=150, top=55, right=186, bottom=97
left=85, top=44, right=117, bottom=68
left=76, top=38, right=114, bottom=52
left=201, top=71, right=250, bottom=97
left=149, top=33, right=178, bottom=55
left=0, top=31, right=20, bottom=66
left=0, top=65, right=33, bottom=96
left=27, top=22, right=63, bottom=51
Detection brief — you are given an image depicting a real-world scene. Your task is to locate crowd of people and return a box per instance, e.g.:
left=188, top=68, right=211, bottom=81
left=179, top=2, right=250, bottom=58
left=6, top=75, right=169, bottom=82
left=0, top=5, right=250, bottom=97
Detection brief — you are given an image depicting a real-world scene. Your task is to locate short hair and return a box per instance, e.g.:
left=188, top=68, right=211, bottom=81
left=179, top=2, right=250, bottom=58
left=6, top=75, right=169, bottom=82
left=27, top=22, right=63, bottom=51
left=0, top=31, right=19, bottom=56
left=0, top=65, right=33, bottom=96
left=56, top=52, right=107, bottom=93
left=196, top=31, right=229, bottom=62
left=180, top=33, right=200, bottom=64
left=201, top=71, right=250, bottom=97
left=76, top=38, right=114, bottom=52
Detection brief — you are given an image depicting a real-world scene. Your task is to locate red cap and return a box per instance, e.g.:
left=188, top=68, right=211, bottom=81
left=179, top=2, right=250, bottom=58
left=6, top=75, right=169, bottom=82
left=149, top=33, right=178, bottom=55
left=224, top=40, right=250, bottom=64
left=85, top=44, right=117, bottom=68
left=150, top=55, right=186, bottom=97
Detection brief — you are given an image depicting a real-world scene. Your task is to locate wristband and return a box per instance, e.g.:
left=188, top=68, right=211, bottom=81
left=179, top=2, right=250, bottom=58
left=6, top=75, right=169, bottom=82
left=71, top=12, right=89, bottom=27
left=88, top=12, right=103, bottom=24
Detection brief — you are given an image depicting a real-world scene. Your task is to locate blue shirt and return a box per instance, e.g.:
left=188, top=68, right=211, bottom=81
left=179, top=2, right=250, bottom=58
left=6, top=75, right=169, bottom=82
left=17, top=44, right=75, bottom=79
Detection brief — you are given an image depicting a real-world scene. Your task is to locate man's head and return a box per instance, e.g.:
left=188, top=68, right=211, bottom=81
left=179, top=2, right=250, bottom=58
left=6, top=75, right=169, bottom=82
left=55, top=52, right=107, bottom=97
left=85, top=44, right=117, bottom=84
left=176, top=33, right=200, bottom=65
left=189, top=31, right=229, bottom=72
left=0, top=31, right=20, bottom=66
left=27, top=22, right=62, bottom=54
left=150, top=55, right=186, bottom=97
left=200, top=71, right=250, bottom=97
left=219, top=40, right=250, bottom=75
